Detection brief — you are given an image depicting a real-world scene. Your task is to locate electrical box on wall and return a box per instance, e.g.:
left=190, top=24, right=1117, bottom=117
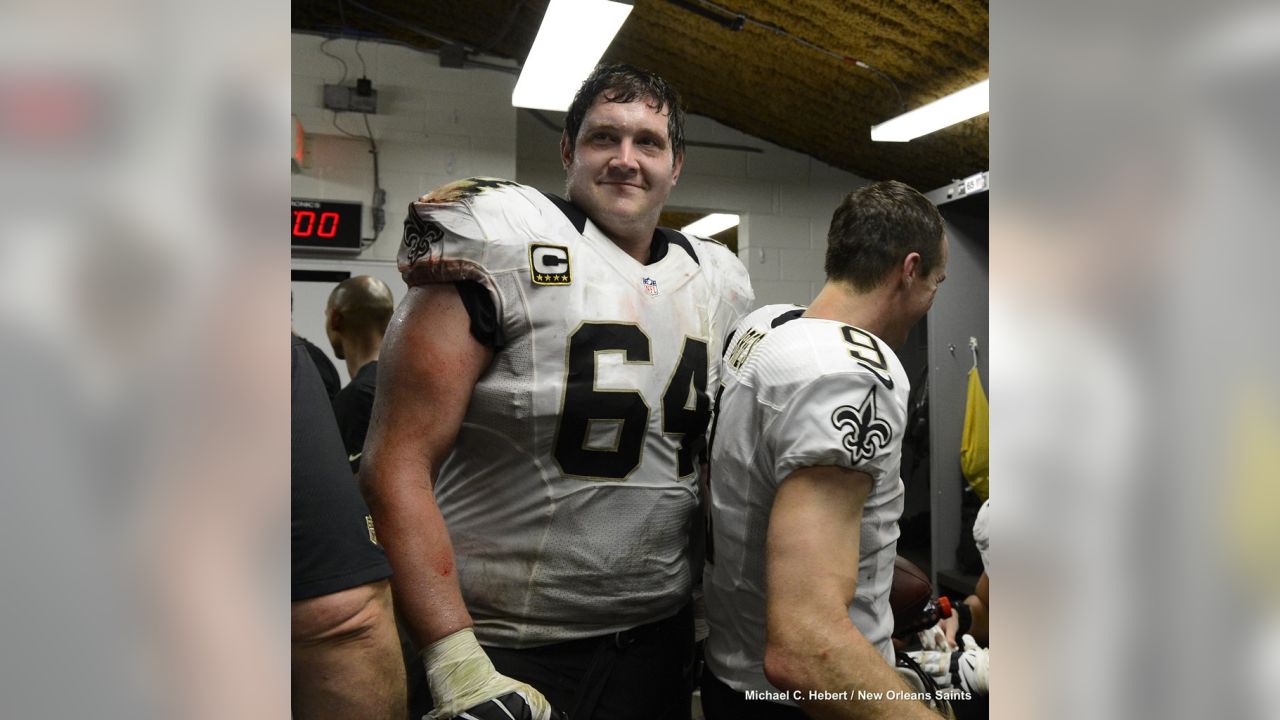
left=323, top=82, right=378, bottom=114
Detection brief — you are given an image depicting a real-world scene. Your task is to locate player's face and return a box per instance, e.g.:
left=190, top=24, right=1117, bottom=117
left=562, top=93, right=683, bottom=242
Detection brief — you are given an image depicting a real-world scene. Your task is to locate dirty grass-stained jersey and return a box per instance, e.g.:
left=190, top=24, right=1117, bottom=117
left=398, top=178, right=754, bottom=648
left=703, top=304, right=909, bottom=702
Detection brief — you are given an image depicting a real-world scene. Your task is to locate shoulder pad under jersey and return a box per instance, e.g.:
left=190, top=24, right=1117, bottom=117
left=398, top=177, right=548, bottom=287
left=687, top=233, right=755, bottom=336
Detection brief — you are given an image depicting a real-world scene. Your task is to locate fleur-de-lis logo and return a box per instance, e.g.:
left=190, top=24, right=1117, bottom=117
left=831, top=388, right=893, bottom=463
left=403, top=212, right=445, bottom=266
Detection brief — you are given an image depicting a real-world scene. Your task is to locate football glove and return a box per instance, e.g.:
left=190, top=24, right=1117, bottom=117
left=421, top=628, right=564, bottom=720
left=905, top=621, right=955, bottom=688
left=949, top=634, right=989, bottom=695
left=918, top=621, right=953, bottom=652
left=907, top=631, right=989, bottom=695
left=904, top=649, right=952, bottom=689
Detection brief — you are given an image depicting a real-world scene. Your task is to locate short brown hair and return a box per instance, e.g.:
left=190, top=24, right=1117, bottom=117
left=563, top=63, right=685, bottom=161
left=824, top=181, right=944, bottom=290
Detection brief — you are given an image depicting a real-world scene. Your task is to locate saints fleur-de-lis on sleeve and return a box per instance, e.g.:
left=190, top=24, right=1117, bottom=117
left=403, top=211, right=445, bottom=266
left=830, top=387, right=893, bottom=464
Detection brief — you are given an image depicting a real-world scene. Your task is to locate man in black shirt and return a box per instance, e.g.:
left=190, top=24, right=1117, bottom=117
left=293, top=290, right=342, bottom=401
left=325, top=277, right=394, bottom=469
left=292, top=334, right=404, bottom=719
left=295, top=332, right=342, bottom=401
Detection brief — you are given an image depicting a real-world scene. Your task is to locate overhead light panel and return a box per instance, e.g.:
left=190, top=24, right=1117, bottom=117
left=681, top=213, right=739, bottom=238
left=871, top=79, right=989, bottom=142
left=512, top=0, right=634, bottom=111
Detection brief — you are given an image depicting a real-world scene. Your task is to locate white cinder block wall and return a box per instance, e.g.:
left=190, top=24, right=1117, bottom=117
left=292, top=33, right=872, bottom=313
left=292, top=34, right=525, bottom=378
left=291, top=34, right=519, bottom=262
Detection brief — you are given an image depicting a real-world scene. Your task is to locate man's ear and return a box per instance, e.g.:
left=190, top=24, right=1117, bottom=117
left=560, top=131, right=573, bottom=171
left=902, top=252, right=923, bottom=284
left=672, top=150, right=684, bottom=184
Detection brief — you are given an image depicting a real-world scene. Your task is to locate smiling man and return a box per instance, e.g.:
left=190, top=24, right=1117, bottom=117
left=360, top=65, right=753, bottom=720
left=560, top=75, right=683, bottom=262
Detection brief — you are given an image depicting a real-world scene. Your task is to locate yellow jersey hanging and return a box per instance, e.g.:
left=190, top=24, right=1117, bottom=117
left=961, top=348, right=989, bottom=501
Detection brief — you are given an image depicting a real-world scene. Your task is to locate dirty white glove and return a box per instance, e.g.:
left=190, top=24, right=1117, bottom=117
left=421, top=628, right=562, bottom=720
left=905, top=623, right=952, bottom=687
left=918, top=622, right=953, bottom=652
left=907, top=630, right=989, bottom=695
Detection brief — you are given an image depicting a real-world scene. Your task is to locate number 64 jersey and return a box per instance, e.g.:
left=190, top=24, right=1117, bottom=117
left=398, top=178, right=753, bottom=648
left=703, top=304, right=910, bottom=699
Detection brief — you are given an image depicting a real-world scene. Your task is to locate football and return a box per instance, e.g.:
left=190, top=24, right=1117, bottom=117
left=890, top=555, right=934, bottom=637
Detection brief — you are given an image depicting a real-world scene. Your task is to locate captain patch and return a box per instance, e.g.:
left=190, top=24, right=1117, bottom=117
left=529, top=243, right=572, bottom=286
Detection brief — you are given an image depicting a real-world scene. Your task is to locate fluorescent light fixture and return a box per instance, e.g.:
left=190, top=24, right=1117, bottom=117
left=512, top=0, right=634, bottom=111
left=870, top=79, right=989, bottom=142
left=681, top=213, right=739, bottom=238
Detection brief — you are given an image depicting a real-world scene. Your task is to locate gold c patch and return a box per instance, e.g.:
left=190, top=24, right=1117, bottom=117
left=529, top=243, right=572, bottom=285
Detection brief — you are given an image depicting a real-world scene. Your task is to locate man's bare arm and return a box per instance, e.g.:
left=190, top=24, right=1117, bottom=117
left=359, top=283, right=493, bottom=648
left=763, top=466, right=939, bottom=720
left=940, top=571, right=988, bottom=649
left=292, top=579, right=407, bottom=720
left=968, top=572, right=989, bottom=646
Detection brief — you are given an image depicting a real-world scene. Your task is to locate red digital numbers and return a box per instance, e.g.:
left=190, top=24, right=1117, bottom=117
left=292, top=210, right=340, bottom=238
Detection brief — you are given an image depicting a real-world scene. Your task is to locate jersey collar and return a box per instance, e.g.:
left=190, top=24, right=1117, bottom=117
left=541, top=191, right=699, bottom=267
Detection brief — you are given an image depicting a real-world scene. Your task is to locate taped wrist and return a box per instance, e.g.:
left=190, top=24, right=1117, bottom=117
left=420, top=628, right=503, bottom=714
left=419, top=629, right=555, bottom=720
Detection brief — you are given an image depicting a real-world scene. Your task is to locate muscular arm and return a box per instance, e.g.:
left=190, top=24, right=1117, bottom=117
left=763, top=466, right=939, bottom=720
left=359, top=283, right=494, bottom=649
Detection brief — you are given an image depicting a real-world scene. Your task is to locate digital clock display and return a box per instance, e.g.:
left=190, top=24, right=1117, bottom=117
left=291, top=198, right=363, bottom=251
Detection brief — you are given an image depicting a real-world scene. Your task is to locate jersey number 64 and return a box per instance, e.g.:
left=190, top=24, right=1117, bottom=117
left=553, top=322, right=709, bottom=481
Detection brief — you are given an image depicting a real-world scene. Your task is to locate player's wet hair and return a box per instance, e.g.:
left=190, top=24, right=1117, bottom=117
left=824, top=180, right=945, bottom=291
left=563, top=63, right=686, bottom=162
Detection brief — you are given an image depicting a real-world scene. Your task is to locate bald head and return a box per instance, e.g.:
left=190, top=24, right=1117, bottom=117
left=325, top=276, right=394, bottom=362
left=328, top=276, right=394, bottom=328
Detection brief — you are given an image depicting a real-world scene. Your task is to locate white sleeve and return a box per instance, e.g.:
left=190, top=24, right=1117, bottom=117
left=973, top=499, right=990, bottom=573
left=398, top=180, right=499, bottom=288
left=770, top=370, right=905, bottom=487
left=398, top=179, right=535, bottom=343
left=702, top=240, right=755, bottom=360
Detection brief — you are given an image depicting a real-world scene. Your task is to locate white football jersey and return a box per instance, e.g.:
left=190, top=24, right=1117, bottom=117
left=398, top=178, right=754, bottom=647
left=703, top=303, right=910, bottom=700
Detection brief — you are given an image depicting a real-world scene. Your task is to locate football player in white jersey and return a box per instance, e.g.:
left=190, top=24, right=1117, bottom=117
left=360, top=65, right=753, bottom=720
left=702, top=181, right=948, bottom=720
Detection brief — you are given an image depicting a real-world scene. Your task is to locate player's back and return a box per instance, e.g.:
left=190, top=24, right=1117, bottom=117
left=703, top=303, right=910, bottom=698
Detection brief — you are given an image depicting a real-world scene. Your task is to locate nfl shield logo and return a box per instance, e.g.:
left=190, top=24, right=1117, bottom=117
left=642, top=277, right=659, bottom=296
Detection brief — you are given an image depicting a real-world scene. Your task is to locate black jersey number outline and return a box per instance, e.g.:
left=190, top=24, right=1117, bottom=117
left=554, top=323, right=709, bottom=481
left=841, top=326, right=894, bottom=389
